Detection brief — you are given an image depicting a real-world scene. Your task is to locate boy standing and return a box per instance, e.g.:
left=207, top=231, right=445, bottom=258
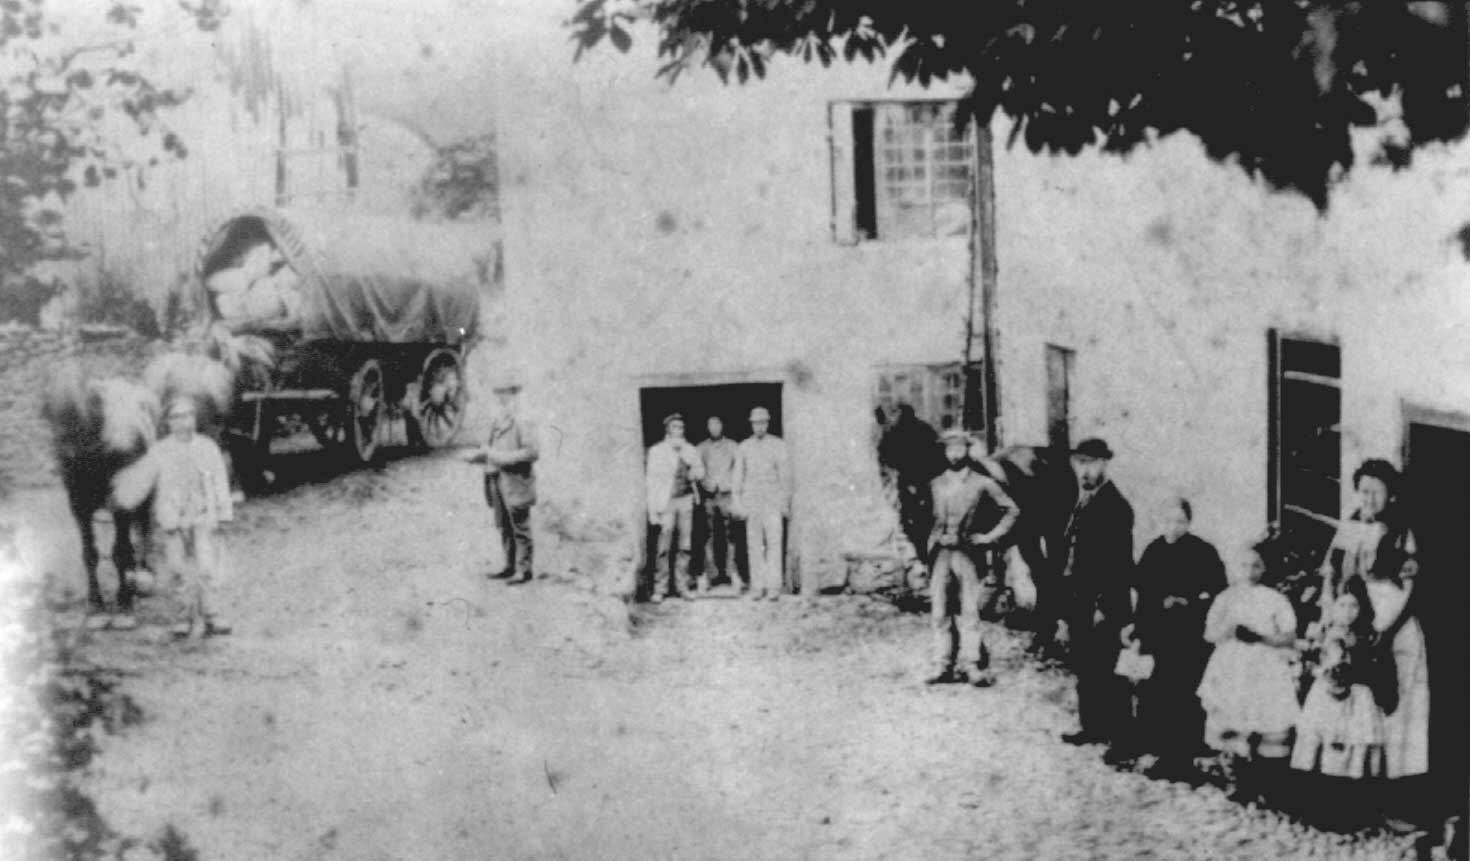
left=150, top=396, right=234, bottom=638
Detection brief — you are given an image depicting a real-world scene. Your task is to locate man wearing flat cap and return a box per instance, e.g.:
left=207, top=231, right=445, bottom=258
left=1058, top=437, right=1136, bottom=747
left=926, top=429, right=1021, bottom=686
left=464, top=368, right=539, bottom=584
left=646, top=413, right=705, bottom=602
left=733, top=406, right=790, bottom=600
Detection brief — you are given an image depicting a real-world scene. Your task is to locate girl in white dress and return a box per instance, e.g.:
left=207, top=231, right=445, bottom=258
left=1197, top=542, right=1300, bottom=803
left=1293, top=576, right=1386, bottom=775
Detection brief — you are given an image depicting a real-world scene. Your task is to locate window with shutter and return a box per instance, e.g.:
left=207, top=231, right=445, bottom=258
left=1268, top=331, right=1342, bottom=550
left=831, top=100, right=984, bottom=242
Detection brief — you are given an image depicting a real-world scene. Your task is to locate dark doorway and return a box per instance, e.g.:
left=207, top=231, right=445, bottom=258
left=1403, top=417, right=1470, bottom=819
left=639, top=383, right=784, bottom=448
left=1045, top=344, right=1074, bottom=452
left=637, top=382, right=785, bottom=599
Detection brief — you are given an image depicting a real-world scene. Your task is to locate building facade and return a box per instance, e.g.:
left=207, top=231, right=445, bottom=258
left=488, top=4, right=1470, bottom=598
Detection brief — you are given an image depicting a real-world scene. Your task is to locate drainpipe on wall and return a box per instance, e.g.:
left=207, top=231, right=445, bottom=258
left=965, top=118, right=1002, bottom=451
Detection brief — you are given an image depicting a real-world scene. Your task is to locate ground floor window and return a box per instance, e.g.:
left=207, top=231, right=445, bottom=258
left=874, top=362, right=984, bottom=433
left=1045, top=344, right=1075, bottom=452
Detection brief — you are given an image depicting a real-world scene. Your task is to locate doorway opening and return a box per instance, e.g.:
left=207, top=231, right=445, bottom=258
left=636, top=381, right=786, bottom=600
left=1402, top=411, right=1470, bottom=821
left=638, top=382, right=784, bottom=448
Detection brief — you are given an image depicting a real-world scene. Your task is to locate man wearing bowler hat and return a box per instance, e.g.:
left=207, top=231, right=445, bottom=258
left=646, top=413, right=705, bottom=602
left=1057, top=437, right=1136, bottom=747
left=733, top=406, right=790, bottom=600
left=926, top=429, right=1020, bottom=686
left=464, top=368, right=539, bottom=584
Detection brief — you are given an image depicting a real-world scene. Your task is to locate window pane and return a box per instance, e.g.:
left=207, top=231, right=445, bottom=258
left=872, top=101, right=979, bottom=240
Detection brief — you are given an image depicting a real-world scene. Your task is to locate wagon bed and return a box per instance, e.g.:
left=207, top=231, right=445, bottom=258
left=197, top=207, right=499, bottom=483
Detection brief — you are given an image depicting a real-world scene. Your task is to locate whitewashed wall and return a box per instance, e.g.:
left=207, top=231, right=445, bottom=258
left=491, top=2, right=1470, bottom=586
left=992, top=132, right=1470, bottom=551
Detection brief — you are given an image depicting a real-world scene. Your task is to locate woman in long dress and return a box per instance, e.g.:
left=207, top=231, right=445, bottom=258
left=1318, top=458, right=1429, bottom=832
left=1122, top=497, right=1226, bottom=777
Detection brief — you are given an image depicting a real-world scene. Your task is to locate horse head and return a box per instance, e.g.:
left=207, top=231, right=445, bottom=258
left=41, top=364, right=159, bottom=466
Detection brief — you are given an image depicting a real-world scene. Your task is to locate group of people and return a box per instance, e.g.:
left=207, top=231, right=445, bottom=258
left=643, top=409, right=791, bottom=602
left=465, top=384, right=796, bottom=606
left=906, top=414, right=1448, bottom=835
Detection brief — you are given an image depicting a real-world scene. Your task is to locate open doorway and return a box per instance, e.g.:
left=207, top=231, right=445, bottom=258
left=1402, top=408, right=1470, bottom=821
left=637, top=382, right=786, bottom=600
left=638, top=383, right=784, bottom=448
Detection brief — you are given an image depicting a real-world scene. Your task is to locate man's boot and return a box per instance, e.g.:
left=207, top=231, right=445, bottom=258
left=925, top=666, right=957, bottom=685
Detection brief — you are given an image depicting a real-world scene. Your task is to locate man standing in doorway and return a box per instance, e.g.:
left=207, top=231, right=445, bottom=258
left=646, top=413, right=705, bottom=603
left=926, top=430, right=1021, bottom=686
left=879, top=403, right=942, bottom=565
left=733, top=406, right=791, bottom=601
left=697, top=414, right=741, bottom=593
left=1057, top=437, right=1136, bottom=748
left=464, top=369, right=539, bottom=584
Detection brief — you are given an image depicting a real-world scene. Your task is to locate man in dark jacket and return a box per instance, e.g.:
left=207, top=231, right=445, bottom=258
left=464, top=369, right=539, bottom=584
left=878, top=404, right=942, bottom=561
left=1057, top=437, right=1135, bottom=747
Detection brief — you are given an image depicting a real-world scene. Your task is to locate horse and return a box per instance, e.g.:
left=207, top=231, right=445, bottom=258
left=41, top=324, right=272, bottom=626
left=41, top=370, right=162, bottom=624
left=973, top=444, right=1080, bottom=644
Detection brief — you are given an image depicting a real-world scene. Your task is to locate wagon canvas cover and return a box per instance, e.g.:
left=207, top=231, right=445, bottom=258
left=199, top=208, right=495, bottom=344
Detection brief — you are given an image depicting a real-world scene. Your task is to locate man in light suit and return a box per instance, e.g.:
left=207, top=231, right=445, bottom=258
left=646, top=413, right=705, bottom=602
left=464, top=369, right=539, bottom=584
left=926, top=429, right=1020, bottom=686
left=733, top=406, right=791, bottom=601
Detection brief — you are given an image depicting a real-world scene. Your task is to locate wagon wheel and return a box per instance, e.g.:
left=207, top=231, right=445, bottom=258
left=346, top=359, right=386, bottom=464
left=410, top=348, right=467, bottom=448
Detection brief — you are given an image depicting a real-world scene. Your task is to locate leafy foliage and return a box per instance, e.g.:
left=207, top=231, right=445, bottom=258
left=0, top=0, right=226, bottom=322
left=568, top=0, right=1470, bottom=209
left=75, top=268, right=164, bottom=337
left=411, top=133, right=499, bottom=222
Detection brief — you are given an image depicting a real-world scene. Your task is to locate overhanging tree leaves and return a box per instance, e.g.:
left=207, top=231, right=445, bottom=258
left=568, top=0, right=1469, bottom=209
left=1, top=0, right=226, bottom=323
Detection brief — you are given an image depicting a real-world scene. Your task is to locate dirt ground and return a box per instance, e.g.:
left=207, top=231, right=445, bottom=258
left=2, top=439, right=1430, bottom=860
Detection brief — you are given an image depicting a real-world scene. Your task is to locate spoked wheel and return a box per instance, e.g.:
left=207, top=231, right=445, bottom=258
left=346, top=358, right=386, bottom=464
left=410, top=348, right=467, bottom=448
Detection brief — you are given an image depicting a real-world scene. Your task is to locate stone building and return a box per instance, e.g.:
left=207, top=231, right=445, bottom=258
left=485, top=2, right=1470, bottom=605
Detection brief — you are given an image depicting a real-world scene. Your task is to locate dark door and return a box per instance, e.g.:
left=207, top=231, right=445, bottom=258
left=1045, top=345, right=1073, bottom=451
left=1403, top=420, right=1470, bottom=817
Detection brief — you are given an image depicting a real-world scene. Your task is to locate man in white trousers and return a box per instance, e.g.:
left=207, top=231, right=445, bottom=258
left=733, top=406, right=791, bottom=601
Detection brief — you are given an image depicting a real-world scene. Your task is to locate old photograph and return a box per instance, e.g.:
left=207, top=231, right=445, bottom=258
left=1, top=0, right=1467, bottom=857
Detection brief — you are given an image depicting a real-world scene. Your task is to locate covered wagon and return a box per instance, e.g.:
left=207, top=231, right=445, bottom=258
left=196, top=208, right=497, bottom=483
